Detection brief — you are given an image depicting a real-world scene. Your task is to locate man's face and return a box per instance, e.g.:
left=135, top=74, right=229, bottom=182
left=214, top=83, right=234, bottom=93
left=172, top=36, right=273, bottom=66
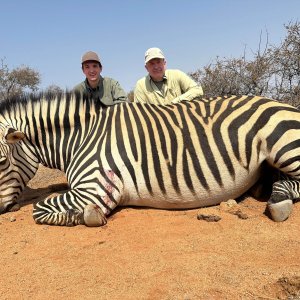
left=145, top=58, right=166, bottom=81
left=82, top=61, right=102, bottom=83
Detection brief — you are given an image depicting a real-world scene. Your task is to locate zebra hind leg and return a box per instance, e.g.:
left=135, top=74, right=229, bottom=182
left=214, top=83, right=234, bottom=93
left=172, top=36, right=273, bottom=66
left=267, top=179, right=300, bottom=222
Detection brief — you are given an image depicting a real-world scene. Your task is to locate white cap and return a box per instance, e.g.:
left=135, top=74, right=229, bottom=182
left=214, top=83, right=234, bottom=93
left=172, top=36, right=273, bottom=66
left=144, top=47, right=165, bottom=64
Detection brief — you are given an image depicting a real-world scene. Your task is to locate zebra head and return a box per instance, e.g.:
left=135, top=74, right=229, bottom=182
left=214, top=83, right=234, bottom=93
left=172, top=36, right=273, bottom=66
left=0, top=126, right=39, bottom=214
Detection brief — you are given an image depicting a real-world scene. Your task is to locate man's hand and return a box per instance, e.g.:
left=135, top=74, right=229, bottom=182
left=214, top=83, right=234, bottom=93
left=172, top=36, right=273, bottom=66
left=171, top=97, right=182, bottom=104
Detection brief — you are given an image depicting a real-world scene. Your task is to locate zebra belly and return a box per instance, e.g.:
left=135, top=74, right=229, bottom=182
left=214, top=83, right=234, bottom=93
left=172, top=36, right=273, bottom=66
left=120, top=170, right=260, bottom=209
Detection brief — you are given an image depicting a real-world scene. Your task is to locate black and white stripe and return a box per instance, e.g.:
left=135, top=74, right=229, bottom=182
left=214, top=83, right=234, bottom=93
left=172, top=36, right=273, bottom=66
left=0, top=93, right=299, bottom=225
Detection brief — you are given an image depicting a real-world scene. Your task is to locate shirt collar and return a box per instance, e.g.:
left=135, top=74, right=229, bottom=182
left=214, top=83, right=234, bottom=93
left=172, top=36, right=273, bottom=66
left=84, top=76, right=103, bottom=91
left=147, top=74, right=167, bottom=83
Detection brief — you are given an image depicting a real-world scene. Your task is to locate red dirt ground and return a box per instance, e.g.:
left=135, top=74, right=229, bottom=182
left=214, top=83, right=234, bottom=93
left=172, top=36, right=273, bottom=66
left=0, top=165, right=299, bottom=299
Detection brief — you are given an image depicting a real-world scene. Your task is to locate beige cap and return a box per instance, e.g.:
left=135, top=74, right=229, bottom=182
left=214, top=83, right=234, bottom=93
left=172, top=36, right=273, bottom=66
left=144, top=47, right=165, bottom=64
left=81, top=51, right=101, bottom=64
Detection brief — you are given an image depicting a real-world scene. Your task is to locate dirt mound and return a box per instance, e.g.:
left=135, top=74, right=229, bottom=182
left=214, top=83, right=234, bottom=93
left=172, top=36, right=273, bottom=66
left=0, top=165, right=299, bottom=299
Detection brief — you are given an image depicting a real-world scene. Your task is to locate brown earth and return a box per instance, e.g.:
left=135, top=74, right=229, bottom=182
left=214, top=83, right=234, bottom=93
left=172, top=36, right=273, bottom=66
left=0, top=165, right=299, bottom=300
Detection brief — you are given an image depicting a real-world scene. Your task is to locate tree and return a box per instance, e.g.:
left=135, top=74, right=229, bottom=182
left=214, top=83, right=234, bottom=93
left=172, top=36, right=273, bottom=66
left=190, top=51, right=272, bottom=98
left=0, top=58, right=41, bottom=99
left=190, top=21, right=300, bottom=107
left=44, top=84, right=64, bottom=94
left=269, top=22, right=300, bottom=106
left=127, top=90, right=134, bottom=102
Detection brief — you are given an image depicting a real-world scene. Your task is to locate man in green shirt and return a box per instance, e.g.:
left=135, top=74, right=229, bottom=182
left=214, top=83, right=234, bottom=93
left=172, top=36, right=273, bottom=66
left=73, top=51, right=128, bottom=106
left=134, top=47, right=203, bottom=105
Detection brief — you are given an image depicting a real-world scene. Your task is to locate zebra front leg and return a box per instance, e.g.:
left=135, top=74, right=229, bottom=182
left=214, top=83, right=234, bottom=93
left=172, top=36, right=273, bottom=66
left=33, top=169, right=123, bottom=227
left=267, top=179, right=300, bottom=222
left=32, top=185, right=123, bottom=227
left=33, top=194, right=108, bottom=227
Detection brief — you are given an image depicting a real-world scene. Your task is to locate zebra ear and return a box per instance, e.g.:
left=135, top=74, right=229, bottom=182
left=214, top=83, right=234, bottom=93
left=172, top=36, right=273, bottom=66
left=5, top=128, right=26, bottom=144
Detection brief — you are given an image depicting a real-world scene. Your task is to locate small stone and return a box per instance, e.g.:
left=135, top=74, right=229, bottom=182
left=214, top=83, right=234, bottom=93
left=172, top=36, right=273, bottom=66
left=10, top=217, right=16, bottom=222
left=197, top=214, right=221, bottom=222
left=227, top=199, right=238, bottom=207
left=235, top=210, right=248, bottom=219
left=228, top=209, right=249, bottom=219
left=219, top=199, right=238, bottom=211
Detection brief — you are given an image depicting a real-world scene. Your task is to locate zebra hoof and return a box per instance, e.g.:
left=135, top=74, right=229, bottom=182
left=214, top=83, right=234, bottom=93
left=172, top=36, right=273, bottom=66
left=268, top=199, right=293, bottom=222
left=84, top=204, right=107, bottom=227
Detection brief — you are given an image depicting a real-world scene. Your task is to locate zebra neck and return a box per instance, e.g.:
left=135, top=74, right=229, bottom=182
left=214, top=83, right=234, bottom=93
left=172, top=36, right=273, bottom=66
left=6, top=94, right=100, bottom=172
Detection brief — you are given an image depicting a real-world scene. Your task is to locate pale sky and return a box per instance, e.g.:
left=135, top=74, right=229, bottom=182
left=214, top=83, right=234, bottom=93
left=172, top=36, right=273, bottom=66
left=1, top=0, right=299, bottom=93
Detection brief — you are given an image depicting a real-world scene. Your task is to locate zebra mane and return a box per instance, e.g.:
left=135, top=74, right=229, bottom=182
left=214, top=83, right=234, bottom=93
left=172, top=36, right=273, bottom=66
left=0, top=91, right=97, bottom=114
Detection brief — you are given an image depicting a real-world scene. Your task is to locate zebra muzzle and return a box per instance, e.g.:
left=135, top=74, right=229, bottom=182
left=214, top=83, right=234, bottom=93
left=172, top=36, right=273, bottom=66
left=0, top=200, right=20, bottom=214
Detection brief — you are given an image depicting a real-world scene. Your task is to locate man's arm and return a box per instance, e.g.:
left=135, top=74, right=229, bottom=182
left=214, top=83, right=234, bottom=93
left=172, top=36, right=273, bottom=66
left=171, top=70, right=203, bottom=104
left=72, top=81, right=85, bottom=93
left=111, top=80, right=129, bottom=103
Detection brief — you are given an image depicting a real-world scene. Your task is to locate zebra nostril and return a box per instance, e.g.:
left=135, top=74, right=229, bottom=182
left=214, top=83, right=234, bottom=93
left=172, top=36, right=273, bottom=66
left=7, top=202, right=20, bottom=212
left=0, top=201, right=20, bottom=214
left=0, top=203, right=7, bottom=214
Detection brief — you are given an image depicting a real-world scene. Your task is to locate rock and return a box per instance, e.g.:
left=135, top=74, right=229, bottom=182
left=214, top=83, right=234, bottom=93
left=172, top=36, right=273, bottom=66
left=227, top=199, right=238, bottom=207
left=219, top=199, right=238, bottom=211
left=197, top=214, right=221, bottom=222
left=232, top=209, right=248, bottom=219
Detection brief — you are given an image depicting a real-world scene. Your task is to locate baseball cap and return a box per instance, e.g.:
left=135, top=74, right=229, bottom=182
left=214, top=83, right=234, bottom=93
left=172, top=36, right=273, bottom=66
left=81, top=51, right=101, bottom=64
left=144, top=47, right=165, bottom=64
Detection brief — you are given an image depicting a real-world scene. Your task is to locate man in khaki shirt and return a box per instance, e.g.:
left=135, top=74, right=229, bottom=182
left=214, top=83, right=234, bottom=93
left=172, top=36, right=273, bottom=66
left=73, top=51, right=128, bottom=106
left=134, top=47, right=203, bottom=105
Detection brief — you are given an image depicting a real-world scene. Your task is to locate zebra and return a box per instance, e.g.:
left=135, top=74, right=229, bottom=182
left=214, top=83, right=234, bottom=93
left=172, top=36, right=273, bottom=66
left=0, top=93, right=299, bottom=227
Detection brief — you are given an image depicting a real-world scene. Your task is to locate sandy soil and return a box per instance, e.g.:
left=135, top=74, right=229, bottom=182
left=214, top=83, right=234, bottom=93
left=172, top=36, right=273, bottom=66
left=0, top=165, right=299, bottom=300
